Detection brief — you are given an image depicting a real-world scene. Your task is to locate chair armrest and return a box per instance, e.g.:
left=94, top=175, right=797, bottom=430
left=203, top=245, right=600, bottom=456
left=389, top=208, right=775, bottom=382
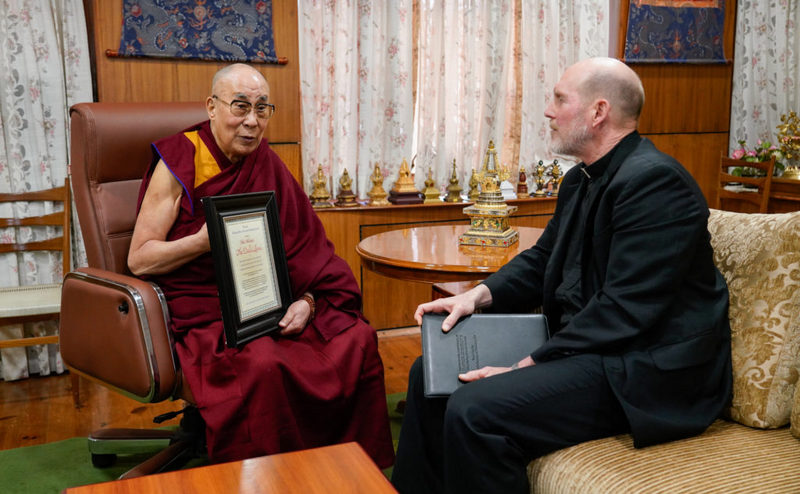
left=59, top=267, right=179, bottom=403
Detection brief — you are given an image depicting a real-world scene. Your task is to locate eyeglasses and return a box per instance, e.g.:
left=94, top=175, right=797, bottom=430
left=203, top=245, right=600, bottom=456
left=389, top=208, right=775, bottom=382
left=213, top=95, right=275, bottom=119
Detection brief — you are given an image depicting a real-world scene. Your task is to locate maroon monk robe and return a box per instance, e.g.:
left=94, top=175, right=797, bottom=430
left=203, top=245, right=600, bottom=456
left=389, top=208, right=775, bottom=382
left=136, top=121, right=394, bottom=467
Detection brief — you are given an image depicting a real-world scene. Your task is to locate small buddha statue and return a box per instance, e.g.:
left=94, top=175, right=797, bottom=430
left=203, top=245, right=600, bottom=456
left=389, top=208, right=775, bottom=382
left=367, top=163, right=389, bottom=206
left=467, top=168, right=480, bottom=201
left=388, top=158, right=423, bottom=204
left=335, top=168, right=358, bottom=207
left=309, top=164, right=333, bottom=209
left=422, top=169, right=443, bottom=203
left=516, top=167, right=529, bottom=199
left=444, top=159, right=463, bottom=202
left=391, top=158, right=418, bottom=194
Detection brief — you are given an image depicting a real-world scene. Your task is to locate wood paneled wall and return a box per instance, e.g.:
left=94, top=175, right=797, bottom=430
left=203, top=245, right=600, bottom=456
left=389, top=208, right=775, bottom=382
left=81, top=0, right=301, bottom=178
left=616, top=1, right=737, bottom=203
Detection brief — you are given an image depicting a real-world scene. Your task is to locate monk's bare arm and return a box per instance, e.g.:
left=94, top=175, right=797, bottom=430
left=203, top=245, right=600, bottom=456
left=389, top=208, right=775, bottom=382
left=128, top=160, right=210, bottom=276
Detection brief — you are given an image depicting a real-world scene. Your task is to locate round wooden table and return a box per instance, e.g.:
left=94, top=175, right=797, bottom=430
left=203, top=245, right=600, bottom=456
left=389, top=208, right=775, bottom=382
left=356, top=224, right=544, bottom=283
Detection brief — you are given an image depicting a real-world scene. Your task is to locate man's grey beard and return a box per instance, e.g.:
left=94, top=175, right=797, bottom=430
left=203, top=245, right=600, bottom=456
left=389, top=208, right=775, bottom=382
left=549, top=123, right=591, bottom=159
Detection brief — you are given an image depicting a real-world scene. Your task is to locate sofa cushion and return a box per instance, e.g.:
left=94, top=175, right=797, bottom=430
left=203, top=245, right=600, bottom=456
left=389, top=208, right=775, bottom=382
left=707, top=210, right=800, bottom=428
left=528, top=420, right=800, bottom=493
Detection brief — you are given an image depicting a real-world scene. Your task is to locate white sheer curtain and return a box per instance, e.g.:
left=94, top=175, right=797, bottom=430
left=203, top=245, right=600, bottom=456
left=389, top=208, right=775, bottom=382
left=299, top=0, right=610, bottom=198
left=729, top=1, right=800, bottom=159
left=0, top=0, right=92, bottom=380
left=298, top=1, right=414, bottom=199
left=412, top=0, right=517, bottom=192
left=518, top=0, right=610, bottom=171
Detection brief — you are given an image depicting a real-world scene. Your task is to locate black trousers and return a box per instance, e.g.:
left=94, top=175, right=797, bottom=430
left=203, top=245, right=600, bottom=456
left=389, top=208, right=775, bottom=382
left=391, top=354, right=630, bottom=494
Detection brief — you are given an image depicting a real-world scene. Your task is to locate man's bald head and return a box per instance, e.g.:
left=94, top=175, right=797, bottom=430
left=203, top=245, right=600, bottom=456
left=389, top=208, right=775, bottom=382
left=545, top=57, right=645, bottom=164
left=571, top=57, right=645, bottom=125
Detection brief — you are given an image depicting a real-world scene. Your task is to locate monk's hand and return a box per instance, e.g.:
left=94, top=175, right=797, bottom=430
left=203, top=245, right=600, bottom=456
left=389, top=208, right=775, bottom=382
left=278, top=299, right=312, bottom=336
left=458, top=356, right=535, bottom=382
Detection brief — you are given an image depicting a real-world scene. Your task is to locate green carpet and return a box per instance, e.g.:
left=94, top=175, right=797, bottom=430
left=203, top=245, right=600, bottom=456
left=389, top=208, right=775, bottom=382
left=0, top=393, right=405, bottom=493
left=0, top=438, right=180, bottom=493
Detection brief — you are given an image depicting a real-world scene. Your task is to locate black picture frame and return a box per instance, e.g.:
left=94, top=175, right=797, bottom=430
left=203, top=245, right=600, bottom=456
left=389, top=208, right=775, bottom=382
left=202, top=191, right=292, bottom=348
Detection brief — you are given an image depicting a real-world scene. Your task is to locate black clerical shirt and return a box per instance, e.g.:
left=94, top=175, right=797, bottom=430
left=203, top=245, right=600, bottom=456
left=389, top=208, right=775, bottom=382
left=553, top=134, right=636, bottom=329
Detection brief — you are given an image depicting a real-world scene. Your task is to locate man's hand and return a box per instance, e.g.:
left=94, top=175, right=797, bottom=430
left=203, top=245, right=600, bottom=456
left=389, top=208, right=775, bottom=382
left=278, top=298, right=312, bottom=336
left=458, top=356, right=535, bottom=382
left=414, top=284, right=493, bottom=332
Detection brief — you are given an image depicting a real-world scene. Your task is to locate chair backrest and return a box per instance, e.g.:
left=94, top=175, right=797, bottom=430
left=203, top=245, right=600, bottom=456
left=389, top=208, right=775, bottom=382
left=0, top=178, right=71, bottom=277
left=717, top=156, right=775, bottom=213
left=69, top=102, right=209, bottom=274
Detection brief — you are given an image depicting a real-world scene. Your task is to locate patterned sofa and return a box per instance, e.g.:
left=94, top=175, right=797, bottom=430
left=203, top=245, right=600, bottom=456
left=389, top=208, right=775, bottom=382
left=528, top=209, right=800, bottom=493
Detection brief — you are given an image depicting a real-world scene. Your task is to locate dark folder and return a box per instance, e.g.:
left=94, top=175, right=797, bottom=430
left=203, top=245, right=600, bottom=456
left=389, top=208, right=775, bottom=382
left=421, top=313, right=549, bottom=397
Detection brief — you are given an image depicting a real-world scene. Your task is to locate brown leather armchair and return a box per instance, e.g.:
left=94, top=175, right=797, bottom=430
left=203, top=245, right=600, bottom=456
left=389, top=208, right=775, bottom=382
left=59, top=102, right=209, bottom=478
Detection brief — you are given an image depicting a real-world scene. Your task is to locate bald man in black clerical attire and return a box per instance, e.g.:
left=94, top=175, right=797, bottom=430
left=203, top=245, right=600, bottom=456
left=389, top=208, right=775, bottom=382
left=391, top=57, right=732, bottom=494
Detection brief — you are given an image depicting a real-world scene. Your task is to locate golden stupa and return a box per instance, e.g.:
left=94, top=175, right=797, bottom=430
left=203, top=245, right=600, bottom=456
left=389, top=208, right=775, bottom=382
left=444, top=159, right=464, bottom=202
left=459, top=141, right=518, bottom=247
left=422, top=169, right=443, bottom=203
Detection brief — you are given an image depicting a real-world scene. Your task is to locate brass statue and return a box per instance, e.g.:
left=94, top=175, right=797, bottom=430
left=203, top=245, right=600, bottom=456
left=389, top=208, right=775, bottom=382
left=422, top=169, right=443, bottom=203
left=549, top=159, right=562, bottom=196
left=388, top=158, right=423, bottom=204
left=334, top=168, right=358, bottom=207
left=777, top=112, right=800, bottom=180
left=391, top=158, right=417, bottom=193
left=444, top=159, right=463, bottom=202
left=309, top=164, right=333, bottom=209
left=534, top=160, right=547, bottom=197
left=467, top=168, right=480, bottom=201
left=367, top=163, right=390, bottom=206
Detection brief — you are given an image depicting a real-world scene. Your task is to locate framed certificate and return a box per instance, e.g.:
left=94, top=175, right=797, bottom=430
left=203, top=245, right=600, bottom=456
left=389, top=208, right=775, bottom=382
left=202, top=191, right=292, bottom=348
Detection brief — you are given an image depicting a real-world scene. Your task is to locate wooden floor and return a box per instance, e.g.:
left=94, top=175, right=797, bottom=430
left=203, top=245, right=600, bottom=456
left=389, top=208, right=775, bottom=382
left=0, top=329, right=421, bottom=451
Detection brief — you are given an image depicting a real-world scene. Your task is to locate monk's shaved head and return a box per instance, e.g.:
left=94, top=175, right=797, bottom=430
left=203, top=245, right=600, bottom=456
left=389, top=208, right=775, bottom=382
left=211, top=63, right=268, bottom=96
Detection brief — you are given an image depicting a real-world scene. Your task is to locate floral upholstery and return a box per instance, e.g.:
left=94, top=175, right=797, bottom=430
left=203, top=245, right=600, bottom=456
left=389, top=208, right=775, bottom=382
left=706, top=209, right=800, bottom=428
left=793, top=381, right=800, bottom=439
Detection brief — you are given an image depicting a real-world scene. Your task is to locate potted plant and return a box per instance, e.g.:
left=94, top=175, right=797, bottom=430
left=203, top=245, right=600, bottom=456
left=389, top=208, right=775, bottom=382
left=729, top=139, right=784, bottom=177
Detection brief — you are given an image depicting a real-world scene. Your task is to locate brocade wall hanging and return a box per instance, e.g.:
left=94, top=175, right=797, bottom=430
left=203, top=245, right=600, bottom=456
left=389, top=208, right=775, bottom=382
left=624, top=0, right=726, bottom=63
left=112, top=0, right=286, bottom=64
